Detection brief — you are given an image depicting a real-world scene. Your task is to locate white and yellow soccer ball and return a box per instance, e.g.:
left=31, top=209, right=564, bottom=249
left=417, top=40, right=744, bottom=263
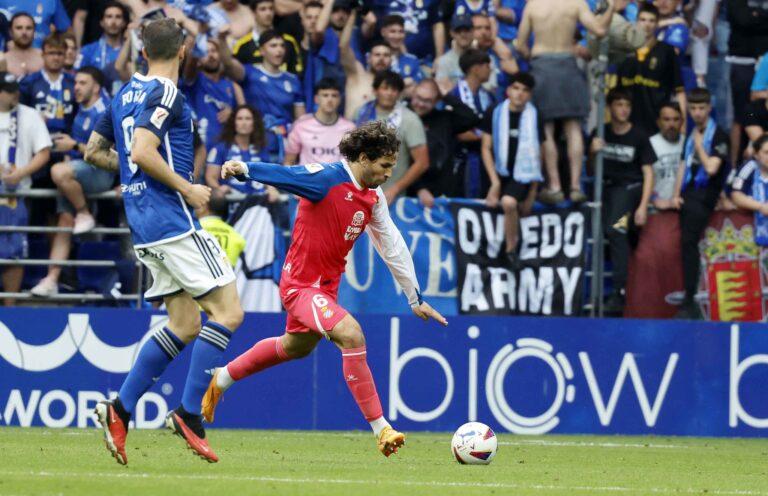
left=451, top=422, right=498, bottom=465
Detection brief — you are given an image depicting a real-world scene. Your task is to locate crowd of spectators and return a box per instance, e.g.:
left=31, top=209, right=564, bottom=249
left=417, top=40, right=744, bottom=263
left=0, top=0, right=766, bottom=320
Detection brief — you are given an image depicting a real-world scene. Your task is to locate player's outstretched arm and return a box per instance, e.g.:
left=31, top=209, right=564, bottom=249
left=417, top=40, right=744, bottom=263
left=221, top=159, right=333, bottom=202
left=367, top=188, right=448, bottom=327
left=85, top=131, right=119, bottom=172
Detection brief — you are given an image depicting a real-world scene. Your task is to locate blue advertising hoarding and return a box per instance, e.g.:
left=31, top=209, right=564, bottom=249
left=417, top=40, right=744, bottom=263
left=0, top=307, right=766, bottom=437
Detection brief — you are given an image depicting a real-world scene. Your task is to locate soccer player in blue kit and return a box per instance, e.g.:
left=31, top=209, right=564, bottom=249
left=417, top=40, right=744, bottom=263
left=84, top=18, right=244, bottom=465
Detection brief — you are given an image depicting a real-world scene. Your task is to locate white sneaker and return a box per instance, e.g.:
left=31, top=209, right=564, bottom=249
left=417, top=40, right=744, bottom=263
left=30, top=277, right=58, bottom=297
left=73, top=212, right=95, bottom=235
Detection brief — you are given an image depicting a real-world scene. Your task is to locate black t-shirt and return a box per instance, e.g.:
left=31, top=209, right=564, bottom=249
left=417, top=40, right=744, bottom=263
left=681, top=127, right=730, bottom=206
left=617, top=42, right=683, bottom=135
left=480, top=106, right=544, bottom=176
left=591, top=124, right=656, bottom=186
left=744, top=99, right=768, bottom=130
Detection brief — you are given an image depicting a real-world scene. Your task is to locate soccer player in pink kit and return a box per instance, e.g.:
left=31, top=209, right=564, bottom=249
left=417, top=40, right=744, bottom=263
left=203, top=121, right=447, bottom=457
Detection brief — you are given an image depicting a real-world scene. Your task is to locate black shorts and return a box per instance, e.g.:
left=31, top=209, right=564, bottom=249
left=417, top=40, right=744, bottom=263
left=501, top=177, right=531, bottom=203
left=731, top=63, right=756, bottom=125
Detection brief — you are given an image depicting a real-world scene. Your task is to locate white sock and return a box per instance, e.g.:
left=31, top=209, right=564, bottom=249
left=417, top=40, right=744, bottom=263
left=369, top=416, right=390, bottom=437
left=216, top=366, right=235, bottom=392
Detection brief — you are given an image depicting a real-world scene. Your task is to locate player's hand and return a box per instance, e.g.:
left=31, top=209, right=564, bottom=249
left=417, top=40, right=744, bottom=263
left=412, top=301, right=448, bottom=326
left=221, top=160, right=247, bottom=180
left=671, top=196, right=684, bottom=210
left=182, top=184, right=211, bottom=209
left=1, top=164, right=22, bottom=187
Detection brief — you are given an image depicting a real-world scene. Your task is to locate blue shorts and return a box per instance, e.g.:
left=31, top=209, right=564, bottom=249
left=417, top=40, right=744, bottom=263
left=56, top=160, right=116, bottom=214
left=0, top=200, right=28, bottom=259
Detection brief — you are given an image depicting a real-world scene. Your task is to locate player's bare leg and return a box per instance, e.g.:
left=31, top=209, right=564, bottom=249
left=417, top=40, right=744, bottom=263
left=329, top=314, right=404, bottom=457
left=203, top=332, right=320, bottom=422
left=166, top=283, right=243, bottom=463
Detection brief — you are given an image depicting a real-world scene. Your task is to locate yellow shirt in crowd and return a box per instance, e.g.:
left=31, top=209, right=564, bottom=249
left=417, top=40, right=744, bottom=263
left=200, top=216, right=246, bottom=267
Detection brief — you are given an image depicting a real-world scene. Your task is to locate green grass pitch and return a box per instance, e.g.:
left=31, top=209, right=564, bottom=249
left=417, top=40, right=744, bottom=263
left=0, top=428, right=766, bottom=495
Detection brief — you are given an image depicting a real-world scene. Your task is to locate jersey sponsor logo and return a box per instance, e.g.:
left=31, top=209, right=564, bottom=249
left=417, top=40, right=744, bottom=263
left=121, top=181, right=147, bottom=195
left=150, top=107, right=170, bottom=129
left=345, top=192, right=353, bottom=201
left=304, top=163, right=324, bottom=174
left=136, top=248, right=165, bottom=261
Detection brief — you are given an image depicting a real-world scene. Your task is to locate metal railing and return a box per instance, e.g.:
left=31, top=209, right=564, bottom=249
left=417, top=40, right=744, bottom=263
left=0, top=188, right=144, bottom=306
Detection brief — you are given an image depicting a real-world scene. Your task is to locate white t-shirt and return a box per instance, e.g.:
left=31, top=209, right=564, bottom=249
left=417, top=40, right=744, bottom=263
left=0, top=103, right=53, bottom=190
left=650, top=133, right=684, bottom=201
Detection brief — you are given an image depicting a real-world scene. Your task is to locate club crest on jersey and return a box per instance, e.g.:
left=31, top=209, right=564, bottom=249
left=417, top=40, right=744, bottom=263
left=344, top=211, right=365, bottom=241
left=150, top=107, right=169, bottom=128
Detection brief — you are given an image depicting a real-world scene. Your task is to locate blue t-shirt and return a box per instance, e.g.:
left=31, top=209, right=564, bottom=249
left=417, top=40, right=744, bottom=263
left=497, top=0, right=525, bottom=41
left=752, top=53, right=768, bottom=92
left=181, top=73, right=238, bottom=149
left=69, top=96, right=109, bottom=159
left=391, top=53, right=423, bottom=83
left=0, top=0, right=70, bottom=48
left=453, top=0, right=494, bottom=18
left=241, top=65, right=303, bottom=156
left=657, top=22, right=690, bottom=54
left=76, top=37, right=123, bottom=96
left=207, top=142, right=268, bottom=195
left=94, top=74, right=200, bottom=247
left=19, top=70, right=75, bottom=134
left=373, top=0, right=442, bottom=61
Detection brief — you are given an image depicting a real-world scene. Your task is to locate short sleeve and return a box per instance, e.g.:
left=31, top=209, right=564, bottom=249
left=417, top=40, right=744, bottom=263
left=403, top=113, right=427, bottom=149
left=479, top=110, right=493, bottom=135
left=93, top=109, right=115, bottom=142
left=292, top=78, right=305, bottom=106
left=639, top=135, right=657, bottom=166
left=28, top=109, right=53, bottom=154
left=207, top=145, right=220, bottom=164
left=731, top=163, right=755, bottom=194
left=135, top=82, right=182, bottom=140
left=711, top=130, right=729, bottom=163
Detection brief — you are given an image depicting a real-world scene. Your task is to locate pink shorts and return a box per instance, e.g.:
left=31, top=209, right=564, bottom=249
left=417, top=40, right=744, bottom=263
left=282, top=286, right=348, bottom=336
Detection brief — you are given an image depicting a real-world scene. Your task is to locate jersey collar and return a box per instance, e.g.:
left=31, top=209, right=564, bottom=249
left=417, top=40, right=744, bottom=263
left=133, top=72, right=178, bottom=88
left=342, top=159, right=364, bottom=191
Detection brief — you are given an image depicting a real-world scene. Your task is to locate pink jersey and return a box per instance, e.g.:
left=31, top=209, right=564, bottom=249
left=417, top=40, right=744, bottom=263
left=285, top=114, right=356, bottom=165
left=242, top=159, right=422, bottom=305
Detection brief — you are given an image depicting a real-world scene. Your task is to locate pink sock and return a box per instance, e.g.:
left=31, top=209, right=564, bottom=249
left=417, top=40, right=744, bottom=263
left=227, top=337, right=291, bottom=381
left=342, top=346, right=383, bottom=422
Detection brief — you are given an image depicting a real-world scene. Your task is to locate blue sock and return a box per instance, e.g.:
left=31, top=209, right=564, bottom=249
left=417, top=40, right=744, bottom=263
left=181, top=321, right=232, bottom=415
left=119, top=327, right=185, bottom=413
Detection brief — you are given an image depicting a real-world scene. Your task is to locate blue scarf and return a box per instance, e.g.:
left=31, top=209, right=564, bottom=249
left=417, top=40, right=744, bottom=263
left=682, top=118, right=716, bottom=191
left=751, top=161, right=768, bottom=246
left=1, top=107, right=22, bottom=213
left=492, top=100, right=543, bottom=183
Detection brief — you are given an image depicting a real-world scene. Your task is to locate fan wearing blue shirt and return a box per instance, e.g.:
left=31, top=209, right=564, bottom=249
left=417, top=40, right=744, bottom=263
left=30, top=67, right=114, bottom=298
left=181, top=38, right=245, bottom=150
left=219, top=29, right=305, bottom=162
left=0, top=0, right=70, bottom=49
left=380, top=15, right=423, bottom=94
left=84, top=17, right=245, bottom=466
left=75, top=2, right=128, bottom=96
left=19, top=33, right=75, bottom=137
left=372, top=0, right=445, bottom=61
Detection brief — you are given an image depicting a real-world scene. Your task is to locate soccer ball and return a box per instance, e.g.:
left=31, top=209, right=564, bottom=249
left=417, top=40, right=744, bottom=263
left=451, top=422, right=498, bottom=465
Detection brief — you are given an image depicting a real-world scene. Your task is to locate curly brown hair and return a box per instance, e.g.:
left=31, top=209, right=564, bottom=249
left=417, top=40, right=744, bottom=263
left=217, top=104, right=266, bottom=149
left=338, top=121, right=399, bottom=163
